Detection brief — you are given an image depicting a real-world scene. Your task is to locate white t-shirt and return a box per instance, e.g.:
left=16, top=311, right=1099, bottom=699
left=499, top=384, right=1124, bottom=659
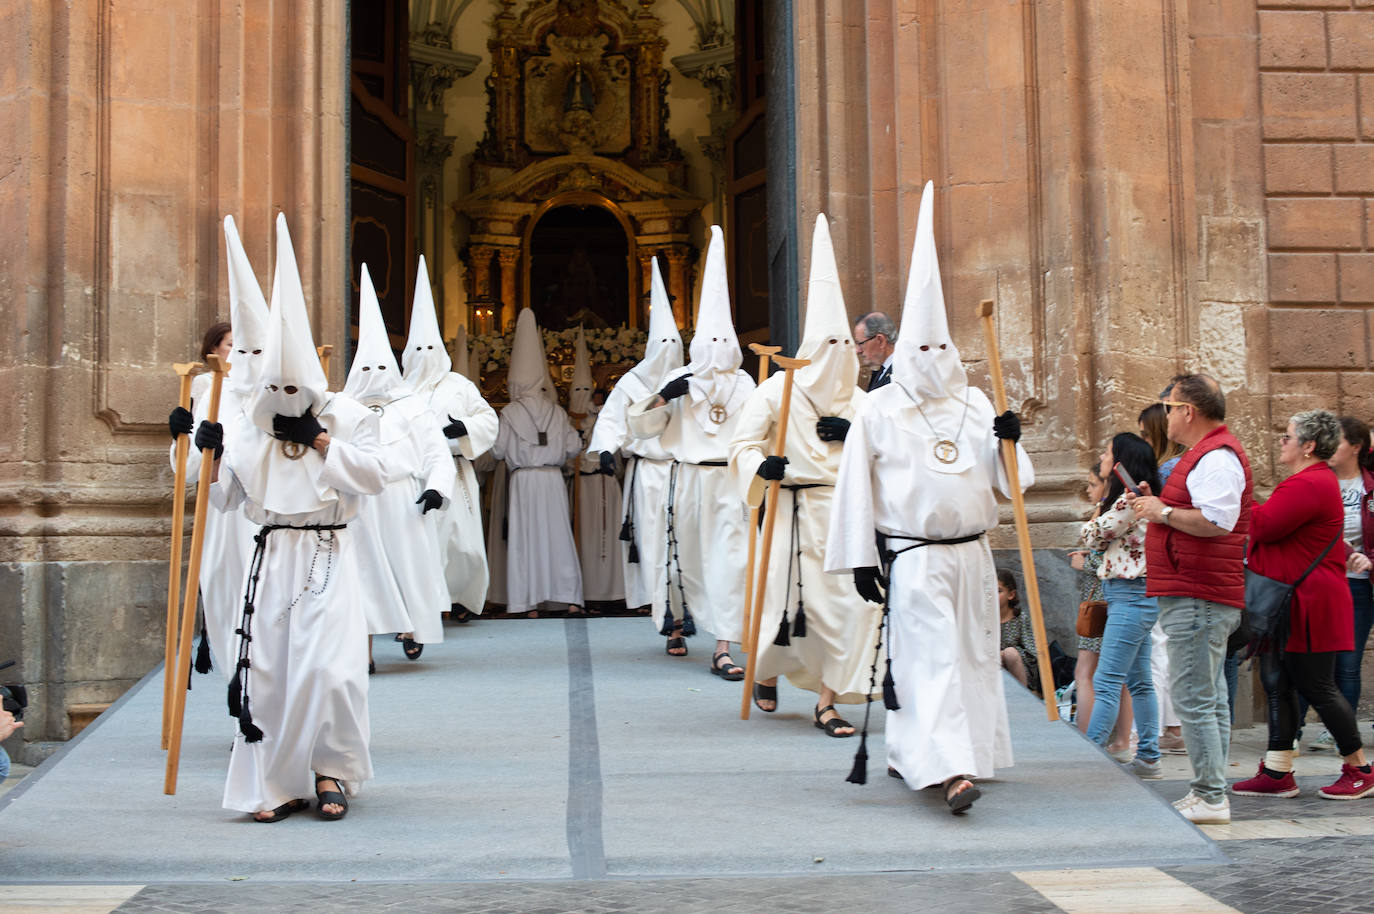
left=1184, top=447, right=1245, bottom=532
left=1340, top=475, right=1368, bottom=580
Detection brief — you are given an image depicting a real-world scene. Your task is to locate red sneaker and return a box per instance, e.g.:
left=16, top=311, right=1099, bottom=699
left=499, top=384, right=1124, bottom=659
left=1232, top=761, right=1299, bottom=798
left=1318, top=763, right=1374, bottom=800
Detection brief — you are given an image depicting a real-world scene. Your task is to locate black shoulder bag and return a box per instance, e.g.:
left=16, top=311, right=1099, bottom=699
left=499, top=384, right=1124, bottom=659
left=1243, top=535, right=1340, bottom=648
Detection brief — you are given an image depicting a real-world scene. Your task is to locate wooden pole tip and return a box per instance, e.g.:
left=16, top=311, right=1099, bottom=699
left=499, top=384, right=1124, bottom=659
left=771, top=355, right=811, bottom=370
left=203, top=354, right=227, bottom=374
left=173, top=362, right=201, bottom=376
left=978, top=299, right=995, bottom=318
left=748, top=343, right=782, bottom=356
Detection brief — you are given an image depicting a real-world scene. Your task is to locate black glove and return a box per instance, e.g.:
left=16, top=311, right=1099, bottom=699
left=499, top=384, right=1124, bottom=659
left=443, top=415, right=467, bottom=439
left=169, top=406, right=194, bottom=439
left=599, top=451, right=616, bottom=476
left=816, top=416, right=850, bottom=442
left=993, top=410, right=1021, bottom=443
left=194, top=420, right=224, bottom=460
left=658, top=374, right=692, bottom=402
left=272, top=411, right=325, bottom=445
left=854, top=566, right=888, bottom=605
left=415, top=489, right=444, bottom=514
left=756, top=455, right=788, bottom=481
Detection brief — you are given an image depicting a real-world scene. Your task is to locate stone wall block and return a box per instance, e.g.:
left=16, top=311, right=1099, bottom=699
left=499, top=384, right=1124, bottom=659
left=1340, top=253, right=1374, bottom=303
left=1263, top=143, right=1333, bottom=194
left=110, top=193, right=184, bottom=294
left=1362, top=75, right=1374, bottom=139
left=1270, top=370, right=1341, bottom=435
left=1268, top=252, right=1337, bottom=302
left=1258, top=11, right=1328, bottom=69
left=1268, top=308, right=1365, bottom=367
left=1197, top=301, right=1250, bottom=392
left=1327, top=13, right=1374, bottom=70
left=1339, top=371, right=1374, bottom=418
left=1267, top=197, right=1366, bottom=248
left=1202, top=217, right=1264, bottom=302
left=1261, top=73, right=1357, bottom=139
left=1334, top=145, right=1374, bottom=194
left=1192, top=38, right=1260, bottom=121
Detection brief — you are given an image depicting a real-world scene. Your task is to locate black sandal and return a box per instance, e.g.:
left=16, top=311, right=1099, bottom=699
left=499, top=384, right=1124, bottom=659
left=665, top=636, right=688, bottom=657
left=710, top=651, right=744, bottom=681
left=753, top=682, right=778, bottom=713
left=813, top=704, right=854, bottom=738
left=943, top=776, right=980, bottom=815
left=315, top=775, right=349, bottom=821
left=450, top=607, right=474, bottom=623
left=402, top=638, right=423, bottom=660
left=253, top=798, right=309, bottom=823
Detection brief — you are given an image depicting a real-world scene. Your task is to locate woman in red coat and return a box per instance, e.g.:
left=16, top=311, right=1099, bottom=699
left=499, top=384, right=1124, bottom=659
left=1233, top=410, right=1372, bottom=801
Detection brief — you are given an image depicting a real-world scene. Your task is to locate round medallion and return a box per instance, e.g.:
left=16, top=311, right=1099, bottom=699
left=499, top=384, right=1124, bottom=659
left=368, top=403, right=384, bottom=415
left=282, top=441, right=308, bottom=460
left=708, top=404, right=727, bottom=424
left=933, top=439, right=960, bottom=465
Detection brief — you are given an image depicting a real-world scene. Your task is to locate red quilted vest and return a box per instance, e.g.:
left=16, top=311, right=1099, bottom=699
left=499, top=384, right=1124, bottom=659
left=1144, top=425, right=1253, bottom=608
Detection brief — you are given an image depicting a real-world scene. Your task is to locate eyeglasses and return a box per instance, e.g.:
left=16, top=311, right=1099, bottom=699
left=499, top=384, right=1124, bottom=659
left=854, top=334, right=878, bottom=346
left=1279, top=434, right=1293, bottom=444
left=1160, top=399, right=1190, bottom=413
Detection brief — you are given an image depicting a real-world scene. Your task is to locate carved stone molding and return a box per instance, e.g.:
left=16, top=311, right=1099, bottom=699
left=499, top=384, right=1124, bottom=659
left=409, top=41, right=481, bottom=113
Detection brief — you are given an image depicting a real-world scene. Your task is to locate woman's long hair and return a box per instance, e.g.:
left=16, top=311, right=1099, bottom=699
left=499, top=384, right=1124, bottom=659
left=200, top=321, right=232, bottom=360
left=996, top=568, right=1021, bottom=618
left=1101, top=432, right=1161, bottom=511
left=1137, top=402, right=1183, bottom=464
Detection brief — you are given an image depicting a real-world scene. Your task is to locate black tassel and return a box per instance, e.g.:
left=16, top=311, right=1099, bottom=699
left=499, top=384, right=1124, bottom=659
left=194, top=625, right=213, bottom=675
left=238, top=697, right=264, bottom=743
left=227, top=666, right=243, bottom=717
left=774, top=610, right=791, bottom=647
left=627, top=541, right=640, bottom=564
left=846, top=734, right=869, bottom=785
left=792, top=604, right=807, bottom=638
left=882, top=659, right=900, bottom=711
left=680, top=610, right=696, bottom=637
left=659, top=610, right=675, bottom=636
left=619, top=518, right=633, bottom=542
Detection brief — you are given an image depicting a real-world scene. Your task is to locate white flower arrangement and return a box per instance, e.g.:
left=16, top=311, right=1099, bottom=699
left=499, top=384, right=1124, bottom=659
left=468, top=324, right=692, bottom=382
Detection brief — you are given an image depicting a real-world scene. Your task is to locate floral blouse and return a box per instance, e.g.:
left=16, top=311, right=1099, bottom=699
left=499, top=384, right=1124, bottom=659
left=1078, top=493, right=1148, bottom=580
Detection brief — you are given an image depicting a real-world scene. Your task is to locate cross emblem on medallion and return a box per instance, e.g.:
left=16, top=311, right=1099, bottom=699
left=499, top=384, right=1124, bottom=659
left=708, top=405, right=727, bottom=424
left=282, top=441, right=309, bottom=460
left=933, top=439, right=960, bottom=465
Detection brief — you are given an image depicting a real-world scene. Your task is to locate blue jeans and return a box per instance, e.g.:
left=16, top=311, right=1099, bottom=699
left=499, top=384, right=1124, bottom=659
left=1159, top=595, right=1241, bottom=803
left=1086, top=578, right=1160, bottom=762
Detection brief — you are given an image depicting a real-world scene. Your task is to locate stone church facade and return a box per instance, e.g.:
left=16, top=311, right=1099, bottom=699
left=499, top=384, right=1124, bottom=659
left=3, top=0, right=1372, bottom=757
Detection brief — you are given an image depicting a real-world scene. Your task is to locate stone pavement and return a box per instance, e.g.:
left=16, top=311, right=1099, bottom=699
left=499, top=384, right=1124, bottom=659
left=2, top=617, right=1373, bottom=913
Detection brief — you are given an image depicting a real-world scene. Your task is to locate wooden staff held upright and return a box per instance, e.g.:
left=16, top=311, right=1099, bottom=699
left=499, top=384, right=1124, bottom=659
left=317, top=344, right=333, bottom=378
left=162, top=361, right=201, bottom=749
left=741, top=343, right=781, bottom=654
left=164, top=353, right=228, bottom=793
left=739, top=353, right=810, bottom=721
left=977, top=299, right=1058, bottom=721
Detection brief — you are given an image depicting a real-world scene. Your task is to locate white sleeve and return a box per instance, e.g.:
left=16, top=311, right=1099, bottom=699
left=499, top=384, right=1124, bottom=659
left=587, top=386, right=630, bottom=455
left=1186, top=448, right=1245, bottom=531
left=824, top=404, right=880, bottom=573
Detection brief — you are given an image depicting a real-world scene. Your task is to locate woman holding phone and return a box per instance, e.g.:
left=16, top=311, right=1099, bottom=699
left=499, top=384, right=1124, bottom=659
left=1078, top=433, right=1163, bottom=778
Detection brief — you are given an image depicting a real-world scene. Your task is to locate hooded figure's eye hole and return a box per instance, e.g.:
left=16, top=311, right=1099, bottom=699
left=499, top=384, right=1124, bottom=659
left=920, top=345, right=930, bottom=352
left=252, top=349, right=262, bottom=355
left=828, top=338, right=838, bottom=344
left=268, top=384, right=279, bottom=391
left=237, top=349, right=247, bottom=354
left=284, top=385, right=298, bottom=394
left=378, top=365, right=386, bottom=370
left=939, top=343, right=947, bottom=350
left=427, top=345, right=433, bottom=350
left=361, top=366, right=371, bottom=371
left=415, top=346, right=422, bottom=351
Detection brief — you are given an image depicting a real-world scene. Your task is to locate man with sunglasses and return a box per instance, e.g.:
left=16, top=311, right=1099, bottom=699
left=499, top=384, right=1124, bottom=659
left=853, top=312, right=897, bottom=391
left=1126, top=373, right=1252, bottom=824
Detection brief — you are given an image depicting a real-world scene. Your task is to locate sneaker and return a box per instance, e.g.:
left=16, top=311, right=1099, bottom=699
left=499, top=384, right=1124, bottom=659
left=1172, top=791, right=1231, bottom=824
left=1106, top=745, right=1134, bottom=763
left=1308, top=729, right=1335, bottom=752
left=1159, top=731, right=1188, bottom=755
left=1318, top=763, right=1374, bottom=800
left=1232, top=761, right=1299, bottom=798
left=1124, top=756, right=1163, bottom=780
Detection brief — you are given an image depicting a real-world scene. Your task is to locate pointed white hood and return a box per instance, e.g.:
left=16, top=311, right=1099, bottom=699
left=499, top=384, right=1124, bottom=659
left=893, top=181, right=966, bottom=402
left=506, top=307, right=555, bottom=403
left=569, top=326, right=595, bottom=417
left=222, top=215, right=271, bottom=397
left=248, top=213, right=330, bottom=435
left=402, top=255, right=451, bottom=392
left=343, top=264, right=407, bottom=405
left=682, top=226, right=748, bottom=432
left=451, top=323, right=471, bottom=381
left=628, top=256, right=684, bottom=391
left=795, top=214, right=858, bottom=413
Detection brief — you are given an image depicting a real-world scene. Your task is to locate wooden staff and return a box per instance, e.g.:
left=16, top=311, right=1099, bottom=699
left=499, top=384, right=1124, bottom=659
left=162, top=362, right=201, bottom=748
left=740, top=353, right=810, bottom=721
left=317, top=344, right=333, bottom=378
left=741, top=343, right=781, bottom=653
left=978, top=299, right=1058, bottom=721
left=165, top=354, right=228, bottom=793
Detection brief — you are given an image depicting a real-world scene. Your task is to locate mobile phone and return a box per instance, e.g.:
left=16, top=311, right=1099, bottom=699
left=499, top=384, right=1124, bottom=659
left=1113, top=462, right=1142, bottom=496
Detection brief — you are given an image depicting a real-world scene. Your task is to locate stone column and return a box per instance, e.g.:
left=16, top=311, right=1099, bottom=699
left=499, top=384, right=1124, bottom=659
left=495, top=247, right=521, bottom=329
left=672, top=35, right=735, bottom=221
left=468, top=245, right=495, bottom=300
left=663, top=246, right=692, bottom=328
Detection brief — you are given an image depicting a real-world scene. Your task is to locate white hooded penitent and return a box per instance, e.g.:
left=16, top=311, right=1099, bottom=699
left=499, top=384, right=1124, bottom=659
left=343, top=263, right=408, bottom=407
left=222, top=215, right=271, bottom=397
left=451, top=323, right=471, bottom=381
left=402, top=255, right=451, bottom=393
left=506, top=307, right=555, bottom=404
left=892, top=180, right=966, bottom=403
left=569, top=326, right=595, bottom=418
left=794, top=213, right=858, bottom=414
left=633, top=256, right=684, bottom=392
left=683, top=225, right=748, bottom=432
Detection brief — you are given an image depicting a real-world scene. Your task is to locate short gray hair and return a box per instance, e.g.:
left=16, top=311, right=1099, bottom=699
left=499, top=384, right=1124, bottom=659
left=855, top=311, right=897, bottom=343
left=1291, top=409, right=1342, bottom=460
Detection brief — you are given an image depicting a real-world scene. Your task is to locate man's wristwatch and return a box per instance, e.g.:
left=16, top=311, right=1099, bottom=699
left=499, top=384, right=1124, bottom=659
left=1161, top=506, right=1174, bottom=526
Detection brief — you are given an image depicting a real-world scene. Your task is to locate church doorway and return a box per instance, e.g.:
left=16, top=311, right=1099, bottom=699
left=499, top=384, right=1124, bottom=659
left=524, top=199, right=636, bottom=331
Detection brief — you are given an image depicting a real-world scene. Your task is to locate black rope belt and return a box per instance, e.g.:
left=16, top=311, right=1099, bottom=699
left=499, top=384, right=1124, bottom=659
left=228, top=522, right=346, bottom=743
left=660, top=461, right=695, bottom=637
left=620, top=456, right=639, bottom=563
left=879, top=530, right=986, bottom=564
left=687, top=459, right=727, bottom=467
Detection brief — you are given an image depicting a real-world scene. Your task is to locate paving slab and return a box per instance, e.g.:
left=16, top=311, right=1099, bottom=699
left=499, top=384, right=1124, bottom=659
left=0, top=618, right=1222, bottom=884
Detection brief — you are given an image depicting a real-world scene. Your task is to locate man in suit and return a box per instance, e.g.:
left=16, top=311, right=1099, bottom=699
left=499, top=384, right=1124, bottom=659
left=854, top=312, right=897, bottom=391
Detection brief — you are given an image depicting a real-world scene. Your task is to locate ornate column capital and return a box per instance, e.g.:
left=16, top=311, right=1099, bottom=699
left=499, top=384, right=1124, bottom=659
left=670, top=45, right=734, bottom=113
left=409, top=41, right=482, bottom=113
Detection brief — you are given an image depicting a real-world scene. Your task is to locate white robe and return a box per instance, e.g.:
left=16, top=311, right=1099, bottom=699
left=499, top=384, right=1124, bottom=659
left=415, top=373, right=498, bottom=613
left=172, top=374, right=256, bottom=682
left=574, top=450, right=625, bottom=602
left=729, top=376, right=878, bottom=703
left=351, top=395, right=457, bottom=643
left=210, top=399, right=386, bottom=813
left=824, top=384, right=1032, bottom=789
left=628, top=367, right=756, bottom=641
left=587, top=370, right=673, bottom=610
left=492, top=397, right=584, bottom=613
